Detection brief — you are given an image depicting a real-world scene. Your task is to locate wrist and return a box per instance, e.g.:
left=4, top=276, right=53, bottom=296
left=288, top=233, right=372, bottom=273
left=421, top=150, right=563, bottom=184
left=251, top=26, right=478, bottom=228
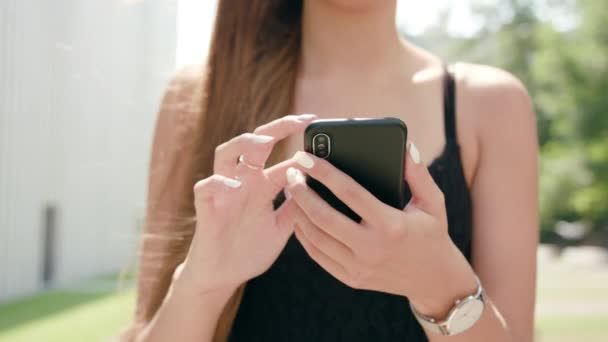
left=174, top=260, right=240, bottom=302
left=408, top=241, right=478, bottom=319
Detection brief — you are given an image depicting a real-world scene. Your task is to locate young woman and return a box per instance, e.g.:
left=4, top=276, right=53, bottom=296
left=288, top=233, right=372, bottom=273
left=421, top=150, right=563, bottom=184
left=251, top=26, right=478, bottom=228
left=122, top=1, right=538, bottom=341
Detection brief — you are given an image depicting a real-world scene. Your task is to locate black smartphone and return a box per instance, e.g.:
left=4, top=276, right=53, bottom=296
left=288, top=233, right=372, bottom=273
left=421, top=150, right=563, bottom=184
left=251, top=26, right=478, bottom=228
left=303, top=118, right=408, bottom=222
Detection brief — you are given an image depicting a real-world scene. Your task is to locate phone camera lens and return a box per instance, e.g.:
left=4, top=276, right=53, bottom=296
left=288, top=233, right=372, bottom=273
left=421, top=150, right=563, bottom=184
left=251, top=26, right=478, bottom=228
left=313, top=133, right=331, bottom=159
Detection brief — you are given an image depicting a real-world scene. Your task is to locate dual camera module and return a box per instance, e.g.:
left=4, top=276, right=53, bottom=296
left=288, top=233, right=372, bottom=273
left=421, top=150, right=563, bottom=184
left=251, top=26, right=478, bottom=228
left=312, top=133, right=331, bottom=159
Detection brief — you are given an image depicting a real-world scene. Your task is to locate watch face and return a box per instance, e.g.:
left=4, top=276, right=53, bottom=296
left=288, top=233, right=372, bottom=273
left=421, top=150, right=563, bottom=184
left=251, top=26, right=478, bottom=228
left=447, top=297, right=484, bottom=334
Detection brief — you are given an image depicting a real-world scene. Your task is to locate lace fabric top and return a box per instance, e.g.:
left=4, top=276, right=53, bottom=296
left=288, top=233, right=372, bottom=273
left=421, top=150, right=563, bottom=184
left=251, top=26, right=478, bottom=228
left=228, top=69, right=473, bottom=342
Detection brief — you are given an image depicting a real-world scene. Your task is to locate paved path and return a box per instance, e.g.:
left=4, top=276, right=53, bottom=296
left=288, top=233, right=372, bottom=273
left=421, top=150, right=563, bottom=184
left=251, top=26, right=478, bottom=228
left=536, top=245, right=608, bottom=317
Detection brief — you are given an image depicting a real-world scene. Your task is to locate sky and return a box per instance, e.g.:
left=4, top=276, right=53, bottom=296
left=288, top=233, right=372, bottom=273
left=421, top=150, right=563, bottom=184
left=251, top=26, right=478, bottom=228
left=175, top=0, right=478, bottom=66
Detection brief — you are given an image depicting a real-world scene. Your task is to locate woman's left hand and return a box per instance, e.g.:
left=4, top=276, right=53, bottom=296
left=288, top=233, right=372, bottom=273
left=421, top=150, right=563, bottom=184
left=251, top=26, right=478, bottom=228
left=284, top=143, right=478, bottom=317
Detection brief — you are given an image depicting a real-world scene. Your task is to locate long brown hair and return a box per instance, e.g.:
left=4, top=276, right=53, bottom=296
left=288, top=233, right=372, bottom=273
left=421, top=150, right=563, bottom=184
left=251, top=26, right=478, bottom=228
left=122, top=0, right=303, bottom=340
left=195, top=0, right=303, bottom=180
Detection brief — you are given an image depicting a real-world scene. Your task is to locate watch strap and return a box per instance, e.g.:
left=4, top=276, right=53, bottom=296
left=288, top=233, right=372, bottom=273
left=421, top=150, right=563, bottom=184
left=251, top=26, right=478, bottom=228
left=413, top=313, right=450, bottom=335
left=409, top=274, right=484, bottom=336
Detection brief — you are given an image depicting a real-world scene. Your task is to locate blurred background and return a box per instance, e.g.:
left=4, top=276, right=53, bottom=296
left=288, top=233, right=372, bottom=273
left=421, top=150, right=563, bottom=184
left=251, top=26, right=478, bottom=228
left=0, top=0, right=607, bottom=341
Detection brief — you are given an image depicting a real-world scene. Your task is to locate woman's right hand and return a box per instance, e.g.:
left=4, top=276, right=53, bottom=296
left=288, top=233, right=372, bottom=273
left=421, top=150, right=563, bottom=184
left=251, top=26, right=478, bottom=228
left=177, top=114, right=316, bottom=295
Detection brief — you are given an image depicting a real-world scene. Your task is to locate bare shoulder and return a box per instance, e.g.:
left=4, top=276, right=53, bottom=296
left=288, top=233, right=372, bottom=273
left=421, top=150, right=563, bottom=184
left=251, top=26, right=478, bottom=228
left=449, top=63, right=537, bottom=183
left=165, top=64, right=205, bottom=99
left=152, top=64, right=205, bottom=153
left=452, top=63, right=534, bottom=123
left=159, top=64, right=205, bottom=126
left=148, top=64, right=206, bottom=189
left=453, top=63, right=536, bottom=142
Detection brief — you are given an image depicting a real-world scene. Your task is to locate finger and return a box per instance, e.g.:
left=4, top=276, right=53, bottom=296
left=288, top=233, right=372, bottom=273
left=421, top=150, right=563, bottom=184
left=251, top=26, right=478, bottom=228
left=290, top=151, right=393, bottom=225
left=285, top=167, right=361, bottom=248
left=291, top=202, right=354, bottom=267
left=193, top=174, right=242, bottom=208
left=274, top=197, right=298, bottom=240
left=214, top=114, right=317, bottom=177
left=294, top=225, right=352, bottom=286
left=245, top=114, right=317, bottom=167
left=213, top=133, right=275, bottom=176
left=253, top=113, right=317, bottom=138
left=404, top=142, right=445, bottom=216
left=263, top=157, right=300, bottom=196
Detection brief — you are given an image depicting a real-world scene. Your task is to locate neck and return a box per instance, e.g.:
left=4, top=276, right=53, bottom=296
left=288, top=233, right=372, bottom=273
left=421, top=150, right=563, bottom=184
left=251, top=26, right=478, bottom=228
left=300, top=1, right=407, bottom=78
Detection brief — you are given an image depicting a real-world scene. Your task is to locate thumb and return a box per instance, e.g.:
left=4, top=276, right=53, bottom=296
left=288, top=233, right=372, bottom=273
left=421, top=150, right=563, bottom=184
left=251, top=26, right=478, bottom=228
left=403, top=142, right=445, bottom=217
left=275, top=197, right=298, bottom=239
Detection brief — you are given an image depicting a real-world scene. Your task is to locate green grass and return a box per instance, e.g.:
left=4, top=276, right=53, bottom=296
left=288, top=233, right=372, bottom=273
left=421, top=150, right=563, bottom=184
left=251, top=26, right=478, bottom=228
left=536, top=316, right=608, bottom=342
left=0, top=265, right=607, bottom=342
left=0, top=289, right=134, bottom=342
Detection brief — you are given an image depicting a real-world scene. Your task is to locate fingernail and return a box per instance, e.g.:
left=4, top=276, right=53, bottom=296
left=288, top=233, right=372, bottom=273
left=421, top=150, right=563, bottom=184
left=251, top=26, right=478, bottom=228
left=294, top=151, right=315, bottom=169
left=298, top=113, right=317, bottom=120
left=286, top=167, right=304, bottom=185
left=223, top=178, right=242, bottom=188
left=284, top=188, right=292, bottom=200
left=409, top=142, right=421, bottom=165
left=252, top=135, right=274, bottom=144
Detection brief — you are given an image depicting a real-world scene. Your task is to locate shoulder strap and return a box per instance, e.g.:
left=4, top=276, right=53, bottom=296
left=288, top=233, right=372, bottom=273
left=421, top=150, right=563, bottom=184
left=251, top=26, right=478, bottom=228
left=443, top=66, right=457, bottom=143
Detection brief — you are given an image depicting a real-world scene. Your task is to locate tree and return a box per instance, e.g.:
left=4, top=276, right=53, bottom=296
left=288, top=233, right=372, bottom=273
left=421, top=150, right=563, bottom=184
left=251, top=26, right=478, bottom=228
left=414, top=0, right=608, bottom=243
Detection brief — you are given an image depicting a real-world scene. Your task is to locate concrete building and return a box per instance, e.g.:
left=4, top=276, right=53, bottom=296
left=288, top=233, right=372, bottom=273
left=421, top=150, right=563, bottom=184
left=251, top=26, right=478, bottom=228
left=0, top=0, right=178, bottom=302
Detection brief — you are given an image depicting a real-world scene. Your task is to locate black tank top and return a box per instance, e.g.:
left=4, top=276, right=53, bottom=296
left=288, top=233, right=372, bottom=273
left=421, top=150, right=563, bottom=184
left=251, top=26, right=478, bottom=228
left=229, top=68, right=473, bottom=342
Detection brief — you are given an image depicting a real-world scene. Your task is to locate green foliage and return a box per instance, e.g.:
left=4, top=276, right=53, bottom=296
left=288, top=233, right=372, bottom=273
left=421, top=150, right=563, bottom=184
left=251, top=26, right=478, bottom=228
left=416, top=0, right=608, bottom=241
left=533, top=0, right=608, bottom=236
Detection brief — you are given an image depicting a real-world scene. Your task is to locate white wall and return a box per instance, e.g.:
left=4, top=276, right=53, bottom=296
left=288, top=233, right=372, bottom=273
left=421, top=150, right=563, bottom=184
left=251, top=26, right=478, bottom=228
left=0, top=0, right=177, bottom=302
left=176, top=0, right=216, bottom=66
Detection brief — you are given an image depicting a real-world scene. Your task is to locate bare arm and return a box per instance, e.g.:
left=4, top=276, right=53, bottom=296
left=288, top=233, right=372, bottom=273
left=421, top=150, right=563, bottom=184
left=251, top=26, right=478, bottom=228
left=422, top=65, right=538, bottom=341
left=126, top=66, right=231, bottom=342
left=128, top=67, right=317, bottom=341
left=467, top=65, right=538, bottom=341
left=136, top=266, right=239, bottom=342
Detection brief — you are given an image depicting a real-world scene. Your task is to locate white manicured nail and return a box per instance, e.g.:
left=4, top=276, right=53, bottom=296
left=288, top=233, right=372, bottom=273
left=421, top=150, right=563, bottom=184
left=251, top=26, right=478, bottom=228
left=410, top=142, right=421, bottom=165
left=252, top=135, right=274, bottom=144
left=294, top=151, right=314, bottom=169
left=298, top=113, right=317, bottom=120
left=286, top=167, right=304, bottom=185
left=223, top=178, right=242, bottom=188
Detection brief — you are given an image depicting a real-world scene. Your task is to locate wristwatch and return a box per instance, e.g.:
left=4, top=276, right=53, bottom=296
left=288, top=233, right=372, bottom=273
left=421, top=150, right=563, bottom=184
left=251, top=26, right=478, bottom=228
left=410, top=274, right=486, bottom=336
